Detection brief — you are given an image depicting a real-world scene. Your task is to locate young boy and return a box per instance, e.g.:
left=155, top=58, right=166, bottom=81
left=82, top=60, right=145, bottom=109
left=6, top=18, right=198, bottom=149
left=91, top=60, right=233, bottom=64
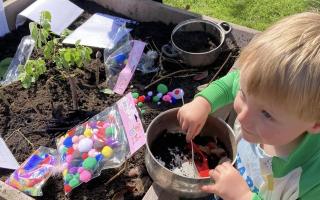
left=177, top=12, right=320, bottom=200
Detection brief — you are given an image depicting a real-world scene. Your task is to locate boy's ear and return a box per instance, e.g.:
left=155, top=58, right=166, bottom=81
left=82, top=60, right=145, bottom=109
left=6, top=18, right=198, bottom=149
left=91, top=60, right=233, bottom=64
left=308, top=122, right=320, bottom=134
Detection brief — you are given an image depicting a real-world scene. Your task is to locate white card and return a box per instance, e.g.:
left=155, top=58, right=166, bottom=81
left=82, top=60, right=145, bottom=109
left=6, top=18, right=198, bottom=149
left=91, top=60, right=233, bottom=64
left=0, top=0, right=10, bottom=37
left=16, top=0, right=83, bottom=35
left=63, top=13, right=133, bottom=49
left=0, top=137, right=19, bottom=170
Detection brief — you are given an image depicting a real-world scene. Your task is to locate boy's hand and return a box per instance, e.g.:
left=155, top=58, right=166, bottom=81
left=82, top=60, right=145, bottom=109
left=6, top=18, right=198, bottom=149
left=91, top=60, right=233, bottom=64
left=177, top=96, right=211, bottom=142
left=201, top=162, right=252, bottom=200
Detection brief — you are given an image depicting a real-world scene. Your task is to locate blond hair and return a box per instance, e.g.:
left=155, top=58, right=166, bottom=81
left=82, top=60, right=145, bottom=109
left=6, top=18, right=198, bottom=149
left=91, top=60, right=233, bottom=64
left=236, top=12, right=320, bottom=121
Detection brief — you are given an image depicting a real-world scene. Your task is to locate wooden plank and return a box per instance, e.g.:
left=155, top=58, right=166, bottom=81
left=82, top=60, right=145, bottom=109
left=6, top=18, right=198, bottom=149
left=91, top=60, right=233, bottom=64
left=4, top=0, right=36, bottom=31
left=91, top=0, right=259, bottom=48
left=0, top=180, right=35, bottom=200
left=143, top=183, right=179, bottom=200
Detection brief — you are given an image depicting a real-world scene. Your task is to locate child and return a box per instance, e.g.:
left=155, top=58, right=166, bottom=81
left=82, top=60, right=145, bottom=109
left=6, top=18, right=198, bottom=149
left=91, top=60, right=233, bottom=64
left=177, top=12, right=320, bottom=200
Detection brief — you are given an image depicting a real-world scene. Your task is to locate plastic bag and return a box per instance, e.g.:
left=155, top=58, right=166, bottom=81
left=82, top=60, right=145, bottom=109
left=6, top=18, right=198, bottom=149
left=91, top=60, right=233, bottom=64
left=6, top=147, right=59, bottom=196
left=136, top=50, right=159, bottom=74
left=56, top=93, right=145, bottom=194
left=104, top=24, right=132, bottom=58
left=105, top=40, right=146, bottom=95
left=0, top=35, right=35, bottom=86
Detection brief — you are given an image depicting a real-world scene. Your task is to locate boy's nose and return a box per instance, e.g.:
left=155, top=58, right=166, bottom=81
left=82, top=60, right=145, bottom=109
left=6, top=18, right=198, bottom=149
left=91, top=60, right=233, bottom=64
left=236, top=102, right=252, bottom=126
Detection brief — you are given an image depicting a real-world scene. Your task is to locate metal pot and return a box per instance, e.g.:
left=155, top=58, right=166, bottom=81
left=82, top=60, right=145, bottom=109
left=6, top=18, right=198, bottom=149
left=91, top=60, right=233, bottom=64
left=145, top=108, right=236, bottom=198
left=161, top=19, right=231, bottom=67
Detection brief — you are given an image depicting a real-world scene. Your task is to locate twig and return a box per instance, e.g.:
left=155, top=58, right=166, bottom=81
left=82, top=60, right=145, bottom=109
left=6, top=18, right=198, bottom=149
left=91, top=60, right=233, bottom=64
left=105, top=161, right=128, bottom=185
left=5, top=128, right=35, bottom=150
left=67, top=76, right=79, bottom=110
left=173, top=73, right=198, bottom=78
left=208, top=52, right=232, bottom=83
left=95, top=51, right=102, bottom=86
left=144, top=68, right=198, bottom=90
left=150, top=40, right=160, bottom=53
left=95, top=62, right=100, bottom=86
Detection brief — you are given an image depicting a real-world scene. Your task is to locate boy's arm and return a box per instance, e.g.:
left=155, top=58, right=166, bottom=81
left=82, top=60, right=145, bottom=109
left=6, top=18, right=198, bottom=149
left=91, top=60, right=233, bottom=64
left=195, top=70, right=239, bottom=113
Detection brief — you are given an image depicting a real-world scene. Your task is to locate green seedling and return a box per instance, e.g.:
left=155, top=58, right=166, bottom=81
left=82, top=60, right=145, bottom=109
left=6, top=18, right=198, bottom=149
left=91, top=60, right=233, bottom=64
left=29, top=11, right=52, bottom=49
left=18, top=58, right=46, bottom=88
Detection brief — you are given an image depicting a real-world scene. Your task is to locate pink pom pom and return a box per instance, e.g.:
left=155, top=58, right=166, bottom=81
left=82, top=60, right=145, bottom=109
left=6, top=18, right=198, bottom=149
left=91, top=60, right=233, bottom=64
left=80, top=170, right=92, bottom=183
left=77, top=167, right=84, bottom=173
left=162, top=94, right=171, bottom=102
left=72, top=143, right=78, bottom=150
left=72, top=135, right=79, bottom=143
left=66, top=155, right=73, bottom=163
left=88, top=149, right=96, bottom=157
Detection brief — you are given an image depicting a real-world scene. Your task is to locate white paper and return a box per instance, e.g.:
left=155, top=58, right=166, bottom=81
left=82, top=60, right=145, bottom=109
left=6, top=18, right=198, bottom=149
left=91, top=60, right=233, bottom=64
left=63, top=13, right=133, bottom=49
left=16, top=0, right=83, bottom=35
left=0, top=0, right=10, bottom=37
left=0, top=137, right=19, bottom=170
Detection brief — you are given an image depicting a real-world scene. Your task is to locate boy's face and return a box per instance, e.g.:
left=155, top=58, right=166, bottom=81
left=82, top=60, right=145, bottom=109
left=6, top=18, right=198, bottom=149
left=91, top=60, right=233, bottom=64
left=233, top=83, right=316, bottom=147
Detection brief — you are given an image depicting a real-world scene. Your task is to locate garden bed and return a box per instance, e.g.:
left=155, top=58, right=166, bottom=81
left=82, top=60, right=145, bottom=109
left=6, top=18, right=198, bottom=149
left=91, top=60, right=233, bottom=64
left=0, top=0, right=241, bottom=199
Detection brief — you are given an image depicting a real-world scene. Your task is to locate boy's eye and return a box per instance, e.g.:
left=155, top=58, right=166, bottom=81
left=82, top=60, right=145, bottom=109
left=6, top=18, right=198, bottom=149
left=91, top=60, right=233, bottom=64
left=261, top=110, right=272, bottom=119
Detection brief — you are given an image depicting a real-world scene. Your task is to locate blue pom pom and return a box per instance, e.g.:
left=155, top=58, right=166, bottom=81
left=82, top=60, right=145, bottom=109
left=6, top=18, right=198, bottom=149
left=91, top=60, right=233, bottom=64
left=96, top=154, right=103, bottom=162
left=63, top=137, right=73, bottom=148
left=171, top=97, right=177, bottom=104
left=114, top=54, right=126, bottom=64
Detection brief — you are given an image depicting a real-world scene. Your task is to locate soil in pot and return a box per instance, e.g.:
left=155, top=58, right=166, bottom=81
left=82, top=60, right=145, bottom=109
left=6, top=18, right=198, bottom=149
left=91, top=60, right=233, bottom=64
left=173, top=31, right=220, bottom=53
left=151, top=130, right=230, bottom=177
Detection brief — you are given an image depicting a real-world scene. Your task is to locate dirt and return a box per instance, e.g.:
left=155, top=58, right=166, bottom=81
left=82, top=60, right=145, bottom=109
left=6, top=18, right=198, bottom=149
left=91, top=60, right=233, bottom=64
left=0, top=0, right=239, bottom=199
left=173, top=31, right=219, bottom=53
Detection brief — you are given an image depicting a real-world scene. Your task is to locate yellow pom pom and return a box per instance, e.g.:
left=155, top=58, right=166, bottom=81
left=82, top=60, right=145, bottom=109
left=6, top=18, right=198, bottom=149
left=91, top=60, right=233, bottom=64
left=101, top=146, right=113, bottom=158
left=84, top=128, right=93, bottom=137
left=63, top=169, right=68, bottom=177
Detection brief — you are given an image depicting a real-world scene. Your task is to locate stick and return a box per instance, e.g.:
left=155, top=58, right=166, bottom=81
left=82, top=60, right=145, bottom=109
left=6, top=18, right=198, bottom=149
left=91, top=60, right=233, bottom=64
left=144, top=69, right=198, bottom=90
left=105, top=161, right=128, bottom=185
left=16, top=129, right=35, bottom=150
left=67, top=76, right=79, bottom=111
left=208, top=52, right=232, bottom=83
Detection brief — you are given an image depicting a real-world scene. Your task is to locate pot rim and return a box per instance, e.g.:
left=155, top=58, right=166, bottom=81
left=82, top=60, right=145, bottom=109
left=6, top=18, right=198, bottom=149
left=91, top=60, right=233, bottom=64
left=171, top=19, right=226, bottom=55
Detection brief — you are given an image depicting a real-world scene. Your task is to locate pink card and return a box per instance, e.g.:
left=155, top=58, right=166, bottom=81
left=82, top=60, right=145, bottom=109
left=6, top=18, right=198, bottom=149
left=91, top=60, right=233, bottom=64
left=113, top=40, right=146, bottom=95
left=117, top=93, right=145, bottom=155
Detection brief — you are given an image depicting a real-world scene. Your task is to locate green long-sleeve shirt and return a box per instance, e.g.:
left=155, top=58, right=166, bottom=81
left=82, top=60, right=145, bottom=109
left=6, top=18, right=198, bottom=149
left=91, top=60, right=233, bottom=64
left=195, top=70, right=320, bottom=200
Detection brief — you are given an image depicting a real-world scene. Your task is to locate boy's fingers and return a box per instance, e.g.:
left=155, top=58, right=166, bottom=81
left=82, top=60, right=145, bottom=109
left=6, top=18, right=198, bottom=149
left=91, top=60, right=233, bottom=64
left=181, top=121, right=188, bottom=133
left=187, top=124, right=198, bottom=139
left=201, top=184, right=217, bottom=193
left=209, top=169, right=220, bottom=180
left=186, top=131, right=193, bottom=142
left=193, top=124, right=201, bottom=137
left=221, top=161, right=232, bottom=168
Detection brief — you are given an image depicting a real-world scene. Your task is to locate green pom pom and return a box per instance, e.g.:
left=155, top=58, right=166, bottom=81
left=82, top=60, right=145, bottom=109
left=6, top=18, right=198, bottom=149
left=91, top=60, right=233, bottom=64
left=141, top=109, right=145, bottom=114
left=137, top=102, right=143, bottom=107
left=132, top=92, right=139, bottom=99
left=82, top=157, right=97, bottom=170
left=65, top=173, right=73, bottom=182
left=105, top=127, right=115, bottom=137
left=157, top=84, right=168, bottom=94
left=69, top=177, right=80, bottom=188
left=152, top=96, right=160, bottom=102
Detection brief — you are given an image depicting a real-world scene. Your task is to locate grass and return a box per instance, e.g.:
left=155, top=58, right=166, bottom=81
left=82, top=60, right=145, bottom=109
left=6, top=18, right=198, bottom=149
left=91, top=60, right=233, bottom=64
left=163, top=0, right=318, bottom=30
